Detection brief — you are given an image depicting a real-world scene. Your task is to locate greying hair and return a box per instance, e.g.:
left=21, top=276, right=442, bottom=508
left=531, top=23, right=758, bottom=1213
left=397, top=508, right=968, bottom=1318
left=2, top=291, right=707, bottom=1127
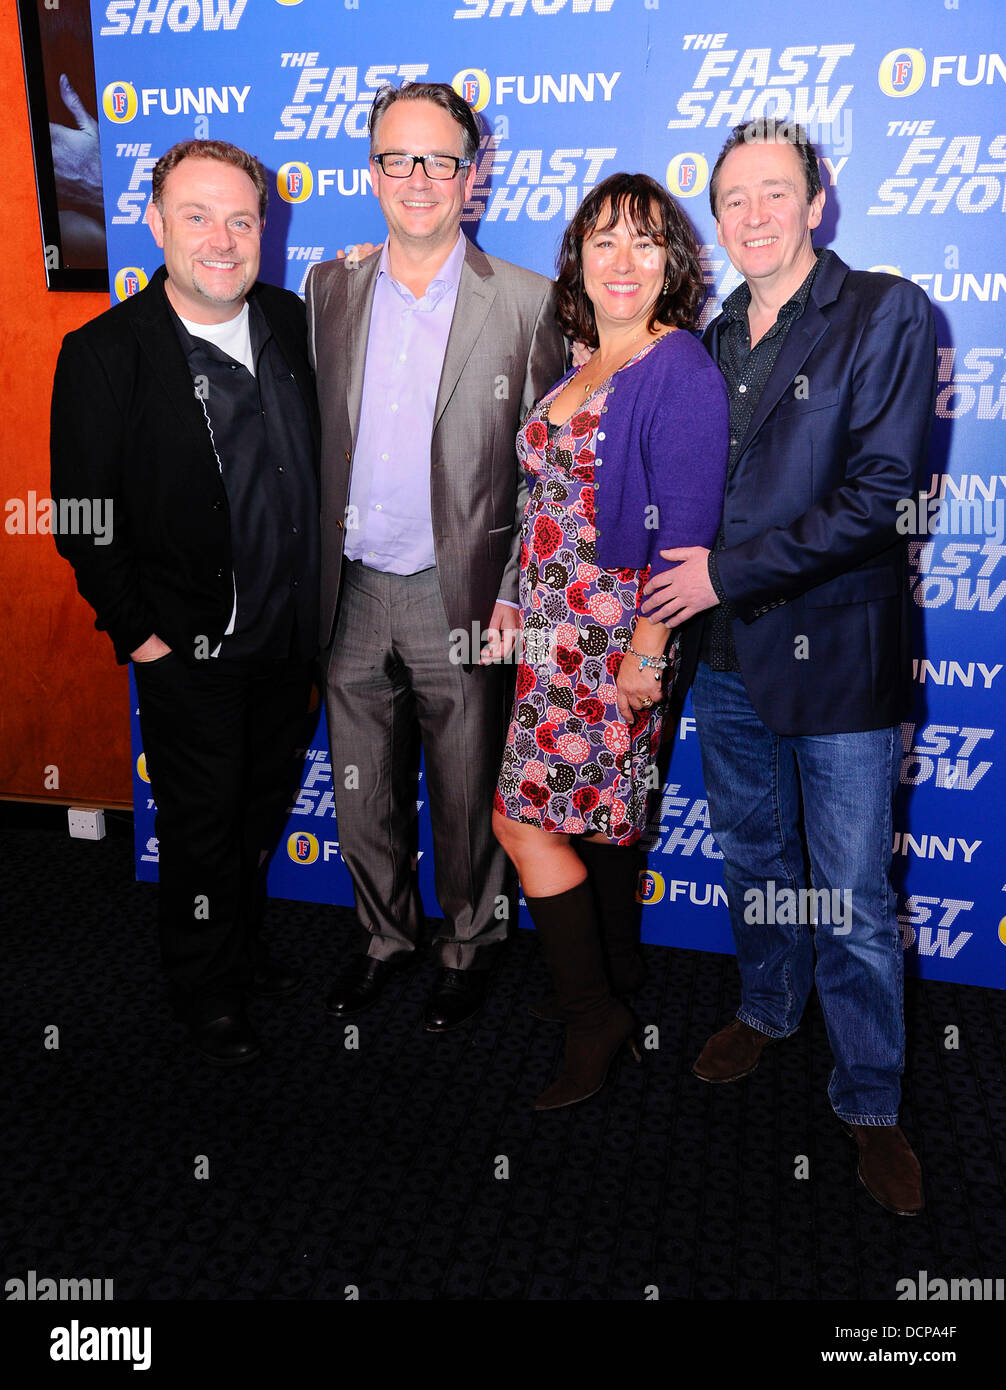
left=368, top=82, right=483, bottom=164
left=709, top=118, right=823, bottom=218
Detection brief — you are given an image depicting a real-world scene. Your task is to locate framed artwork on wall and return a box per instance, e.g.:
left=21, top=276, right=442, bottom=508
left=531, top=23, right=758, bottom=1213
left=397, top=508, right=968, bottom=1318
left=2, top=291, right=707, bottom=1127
left=17, top=0, right=108, bottom=292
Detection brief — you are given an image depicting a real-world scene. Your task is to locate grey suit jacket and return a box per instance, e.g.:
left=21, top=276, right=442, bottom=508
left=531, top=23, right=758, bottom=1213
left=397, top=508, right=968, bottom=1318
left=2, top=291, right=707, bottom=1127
left=306, top=238, right=567, bottom=646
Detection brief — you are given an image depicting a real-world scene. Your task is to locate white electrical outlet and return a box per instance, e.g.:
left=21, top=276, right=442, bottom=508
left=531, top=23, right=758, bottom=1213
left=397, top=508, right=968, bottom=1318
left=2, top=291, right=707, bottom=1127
left=68, top=808, right=106, bottom=841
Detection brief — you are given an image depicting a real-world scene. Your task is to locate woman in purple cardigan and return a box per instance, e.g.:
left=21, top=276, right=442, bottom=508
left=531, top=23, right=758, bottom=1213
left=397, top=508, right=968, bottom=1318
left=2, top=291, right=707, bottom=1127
left=492, top=172, right=728, bottom=1110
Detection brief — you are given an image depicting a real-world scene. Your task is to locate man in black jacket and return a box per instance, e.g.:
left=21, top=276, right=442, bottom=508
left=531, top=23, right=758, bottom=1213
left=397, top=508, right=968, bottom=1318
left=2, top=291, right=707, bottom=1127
left=51, top=140, right=320, bottom=1064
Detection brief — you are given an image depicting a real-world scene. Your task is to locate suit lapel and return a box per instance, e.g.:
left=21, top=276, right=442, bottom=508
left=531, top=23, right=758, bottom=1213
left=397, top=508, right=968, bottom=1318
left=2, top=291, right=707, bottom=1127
left=433, top=242, right=496, bottom=432
left=345, top=254, right=381, bottom=445
left=129, top=274, right=215, bottom=455
left=730, top=252, right=848, bottom=460
left=734, top=301, right=831, bottom=457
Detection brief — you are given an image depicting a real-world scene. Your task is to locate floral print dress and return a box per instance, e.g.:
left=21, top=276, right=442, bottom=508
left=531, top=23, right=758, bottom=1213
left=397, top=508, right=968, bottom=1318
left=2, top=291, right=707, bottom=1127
left=494, top=342, right=670, bottom=845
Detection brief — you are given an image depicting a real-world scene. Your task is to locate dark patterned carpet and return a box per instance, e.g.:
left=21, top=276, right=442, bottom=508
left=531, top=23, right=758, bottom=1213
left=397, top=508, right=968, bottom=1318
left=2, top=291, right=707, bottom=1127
left=2, top=802, right=1003, bottom=1355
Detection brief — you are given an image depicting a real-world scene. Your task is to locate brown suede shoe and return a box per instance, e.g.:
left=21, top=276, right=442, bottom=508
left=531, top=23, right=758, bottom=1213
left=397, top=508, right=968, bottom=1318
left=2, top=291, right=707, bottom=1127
left=847, top=1124, right=924, bottom=1215
left=692, top=1019, right=776, bottom=1082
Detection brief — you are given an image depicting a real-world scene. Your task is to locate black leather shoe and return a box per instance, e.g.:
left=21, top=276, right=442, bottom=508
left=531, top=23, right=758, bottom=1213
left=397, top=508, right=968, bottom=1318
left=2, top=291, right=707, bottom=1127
left=423, top=967, right=490, bottom=1033
left=248, top=957, right=303, bottom=999
left=189, top=1013, right=262, bottom=1066
left=325, top=955, right=405, bottom=1017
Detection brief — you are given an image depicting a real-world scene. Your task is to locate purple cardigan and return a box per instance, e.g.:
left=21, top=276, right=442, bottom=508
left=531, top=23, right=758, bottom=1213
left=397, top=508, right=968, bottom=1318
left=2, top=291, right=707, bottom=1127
left=549, top=329, right=728, bottom=570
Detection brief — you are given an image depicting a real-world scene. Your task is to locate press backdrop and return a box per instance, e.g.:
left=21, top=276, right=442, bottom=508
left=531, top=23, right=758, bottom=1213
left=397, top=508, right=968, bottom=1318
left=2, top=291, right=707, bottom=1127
left=88, top=0, right=1006, bottom=988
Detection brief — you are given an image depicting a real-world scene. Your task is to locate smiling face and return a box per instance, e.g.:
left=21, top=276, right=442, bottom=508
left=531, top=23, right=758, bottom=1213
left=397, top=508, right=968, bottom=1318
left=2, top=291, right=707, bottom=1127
left=146, top=156, right=262, bottom=323
left=581, top=202, right=667, bottom=340
left=714, top=137, right=824, bottom=302
left=369, top=99, right=476, bottom=256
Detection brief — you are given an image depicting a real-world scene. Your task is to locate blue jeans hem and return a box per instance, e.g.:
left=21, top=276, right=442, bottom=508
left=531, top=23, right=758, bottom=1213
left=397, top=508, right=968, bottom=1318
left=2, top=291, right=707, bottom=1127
left=834, top=1111, right=900, bottom=1127
left=736, top=1009, right=793, bottom=1041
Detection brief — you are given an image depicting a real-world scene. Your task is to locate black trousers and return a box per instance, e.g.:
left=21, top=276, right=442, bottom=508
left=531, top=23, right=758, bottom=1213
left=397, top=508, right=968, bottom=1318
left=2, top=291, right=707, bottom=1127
left=133, top=651, right=313, bottom=1022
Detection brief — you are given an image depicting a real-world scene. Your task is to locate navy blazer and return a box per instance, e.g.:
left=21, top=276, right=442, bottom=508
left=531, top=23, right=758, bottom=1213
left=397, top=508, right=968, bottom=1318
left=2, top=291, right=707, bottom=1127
left=703, top=252, right=936, bottom=736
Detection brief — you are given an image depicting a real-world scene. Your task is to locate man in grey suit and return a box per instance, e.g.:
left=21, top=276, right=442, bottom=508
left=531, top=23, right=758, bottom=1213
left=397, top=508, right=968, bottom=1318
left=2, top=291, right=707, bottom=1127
left=306, top=81, right=566, bottom=1030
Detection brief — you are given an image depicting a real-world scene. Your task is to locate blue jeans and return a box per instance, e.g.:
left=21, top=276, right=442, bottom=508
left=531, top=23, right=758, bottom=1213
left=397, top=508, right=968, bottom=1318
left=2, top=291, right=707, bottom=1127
left=691, top=665, right=904, bottom=1125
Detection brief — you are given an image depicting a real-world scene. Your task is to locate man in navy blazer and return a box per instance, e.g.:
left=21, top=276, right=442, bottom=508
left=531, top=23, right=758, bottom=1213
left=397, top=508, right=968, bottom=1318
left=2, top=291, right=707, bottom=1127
left=643, top=119, right=936, bottom=1214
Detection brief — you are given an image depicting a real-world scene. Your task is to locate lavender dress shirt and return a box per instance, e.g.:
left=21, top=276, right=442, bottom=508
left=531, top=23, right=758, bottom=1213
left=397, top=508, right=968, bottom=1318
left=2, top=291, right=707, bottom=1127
left=345, top=233, right=466, bottom=574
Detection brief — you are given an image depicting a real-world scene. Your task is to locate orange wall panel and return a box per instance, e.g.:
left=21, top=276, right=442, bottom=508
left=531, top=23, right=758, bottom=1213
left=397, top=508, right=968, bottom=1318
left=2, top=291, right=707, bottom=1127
left=0, top=3, right=131, bottom=805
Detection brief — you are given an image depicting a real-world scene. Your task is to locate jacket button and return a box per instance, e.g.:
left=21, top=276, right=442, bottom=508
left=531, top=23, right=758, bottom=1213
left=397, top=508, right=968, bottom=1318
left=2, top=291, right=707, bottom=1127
left=215, top=568, right=224, bottom=580
left=212, top=500, right=223, bottom=510
left=344, top=450, right=351, bottom=462
left=336, top=519, right=344, bottom=530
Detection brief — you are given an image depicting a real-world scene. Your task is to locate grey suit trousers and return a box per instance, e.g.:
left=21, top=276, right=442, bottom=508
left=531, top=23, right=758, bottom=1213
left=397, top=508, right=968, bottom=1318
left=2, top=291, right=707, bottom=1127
left=325, top=559, right=513, bottom=968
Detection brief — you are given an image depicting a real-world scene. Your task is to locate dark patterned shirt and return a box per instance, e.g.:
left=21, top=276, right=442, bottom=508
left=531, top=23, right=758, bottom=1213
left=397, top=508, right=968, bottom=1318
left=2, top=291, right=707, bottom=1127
left=701, top=249, right=828, bottom=669
left=172, top=299, right=318, bottom=661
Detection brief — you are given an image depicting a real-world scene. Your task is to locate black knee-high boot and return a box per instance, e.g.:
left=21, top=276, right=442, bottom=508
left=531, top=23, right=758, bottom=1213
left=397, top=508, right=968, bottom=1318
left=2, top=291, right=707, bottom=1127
left=529, top=842, right=646, bottom=1021
left=578, top=839, right=647, bottom=990
left=525, top=879, right=638, bottom=1110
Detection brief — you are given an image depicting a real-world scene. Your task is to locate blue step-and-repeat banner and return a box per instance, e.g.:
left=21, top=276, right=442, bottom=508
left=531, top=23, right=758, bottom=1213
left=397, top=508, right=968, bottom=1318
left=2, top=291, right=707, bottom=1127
left=92, top=0, right=1006, bottom=989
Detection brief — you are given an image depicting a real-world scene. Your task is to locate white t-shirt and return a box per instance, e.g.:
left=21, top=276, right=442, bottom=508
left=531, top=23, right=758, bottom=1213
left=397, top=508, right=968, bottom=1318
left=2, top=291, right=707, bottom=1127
left=178, top=300, right=255, bottom=375
left=177, top=301, right=255, bottom=646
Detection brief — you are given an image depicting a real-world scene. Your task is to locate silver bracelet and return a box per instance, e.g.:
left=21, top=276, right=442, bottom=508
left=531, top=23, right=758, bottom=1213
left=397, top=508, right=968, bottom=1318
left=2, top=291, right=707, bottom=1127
left=627, top=641, right=670, bottom=671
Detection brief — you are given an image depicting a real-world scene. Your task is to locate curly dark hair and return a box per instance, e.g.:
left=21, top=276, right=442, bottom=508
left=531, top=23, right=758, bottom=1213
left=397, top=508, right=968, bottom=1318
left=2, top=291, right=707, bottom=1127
left=555, top=173, right=705, bottom=347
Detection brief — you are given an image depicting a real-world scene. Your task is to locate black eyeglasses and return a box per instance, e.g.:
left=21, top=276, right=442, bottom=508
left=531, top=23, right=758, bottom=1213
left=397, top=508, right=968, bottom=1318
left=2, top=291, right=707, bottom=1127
left=373, top=153, right=472, bottom=180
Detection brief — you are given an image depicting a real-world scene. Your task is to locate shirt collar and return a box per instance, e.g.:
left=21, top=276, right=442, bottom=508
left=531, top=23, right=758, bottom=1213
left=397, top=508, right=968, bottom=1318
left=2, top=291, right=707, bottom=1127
left=721, top=247, right=828, bottom=327
left=378, top=231, right=467, bottom=307
left=170, top=295, right=267, bottom=363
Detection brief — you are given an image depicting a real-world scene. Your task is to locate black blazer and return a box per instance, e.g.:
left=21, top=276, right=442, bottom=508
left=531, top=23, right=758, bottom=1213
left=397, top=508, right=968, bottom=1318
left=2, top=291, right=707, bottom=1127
left=696, top=253, right=936, bottom=736
left=50, top=268, right=320, bottom=664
